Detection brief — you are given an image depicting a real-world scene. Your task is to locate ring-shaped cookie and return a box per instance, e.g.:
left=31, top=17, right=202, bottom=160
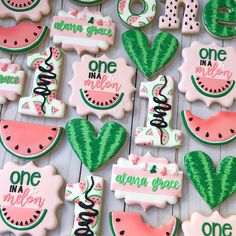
left=117, top=0, right=157, bottom=29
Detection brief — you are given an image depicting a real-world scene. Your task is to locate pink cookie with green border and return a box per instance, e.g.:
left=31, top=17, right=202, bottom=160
left=110, top=212, right=180, bottom=236
left=0, top=0, right=51, bottom=21
left=0, top=120, right=63, bottom=159
left=0, top=22, right=48, bottom=54
left=0, top=161, right=63, bottom=236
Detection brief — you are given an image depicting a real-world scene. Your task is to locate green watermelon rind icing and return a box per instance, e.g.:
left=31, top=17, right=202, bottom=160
left=0, top=127, right=64, bottom=160
left=1, top=0, right=41, bottom=12
left=109, top=212, right=180, bottom=236
left=191, top=76, right=235, bottom=98
left=181, top=110, right=236, bottom=145
left=0, top=207, right=47, bottom=231
left=0, top=26, right=48, bottom=54
left=72, top=0, right=104, bottom=5
left=80, top=89, right=124, bottom=110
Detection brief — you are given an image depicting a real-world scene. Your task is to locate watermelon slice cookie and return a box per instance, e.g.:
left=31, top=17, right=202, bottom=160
left=0, top=22, right=48, bottom=54
left=110, top=212, right=180, bottom=236
left=181, top=110, right=236, bottom=145
left=0, top=120, right=63, bottom=159
left=0, top=206, right=47, bottom=231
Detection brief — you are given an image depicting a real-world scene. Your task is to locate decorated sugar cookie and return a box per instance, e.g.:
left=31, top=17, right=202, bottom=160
left=0, top=161, right=63, bottom=236
left=0, top=22, right=48, bottom=54
left=111, top=152, right=183, bottom=210
left=18, top=47, right=66, bottom=118
left=66, top=119, right=127, bottom=172
left=182, top=110, right=236, bottom=145
left=0, top=120, right=63, bottom=159
left=179, top=42, right=236, bottom=107
left=185, top=151, right=236, bottom=209
left=182, top=211, right=236, bottom=236
left=51, top=8, right=115, bottom=55
left=65, top=176, right=104, bottom=236
left=117, top=0, right=157, bottom=29
left=122, top=30, right=179, bottom=79
left=135, top=75, right=182, bottom=148
left=110, top=212, right=180, bottom=236
left=0, top=0, right=51, bottom=21
left=203, top=0, right=236, bottom=39
left=0, top=59, right=25, bottom=104
left=72, top=0, right=106, bottom=5
left=159, top=0, right=200, bottom=34
left=69, top=54, right=136, bottom=119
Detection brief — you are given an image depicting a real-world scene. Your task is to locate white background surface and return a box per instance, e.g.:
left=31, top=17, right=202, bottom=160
left=0, top=0, right=236, bottom=235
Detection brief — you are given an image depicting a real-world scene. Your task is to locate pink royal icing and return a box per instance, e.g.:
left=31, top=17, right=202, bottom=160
left=110, top=152, right=183, bottom=210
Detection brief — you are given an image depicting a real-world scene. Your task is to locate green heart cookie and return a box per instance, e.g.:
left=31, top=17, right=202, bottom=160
left=122, top=30, right=179, bottom=79
left=185, top=151, right=236, bottom=208
left=66, top=119, right=127, bottom=172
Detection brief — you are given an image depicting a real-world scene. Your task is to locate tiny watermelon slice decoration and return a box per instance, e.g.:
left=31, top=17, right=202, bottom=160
left=181, top=110, right=236, bottom=145
left=1, top=0, right=41, bottom=12
left=0, top=22, right=48, bottom=54
left=0, top=120, right=63, bottom=159
left=0, top=206, right=47, bottom=231
left=110, top=212, right=180, bottom=236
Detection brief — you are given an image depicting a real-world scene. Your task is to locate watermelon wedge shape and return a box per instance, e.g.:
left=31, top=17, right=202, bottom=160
left=0, top=22, right=48, bottom=54
left=0, top=120, right=63, bottom=159
left=0, top=206, right=47, bottom=231
left=110, top=212, right=180, bottom=236
left=181, top=110, right=236, bottom=145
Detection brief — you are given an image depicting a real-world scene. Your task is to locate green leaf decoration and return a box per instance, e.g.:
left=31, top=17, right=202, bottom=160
left=122, top=30, right=179, bottom=79
left=185, top=151, right=236, bottom=208
left=66, top=119, right=127, bottom=172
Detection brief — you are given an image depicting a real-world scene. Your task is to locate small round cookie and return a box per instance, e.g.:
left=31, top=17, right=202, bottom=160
left=0, top=22, right=48, bottom=54
left=117, top=0, right=157, bottom=29
left=110, top=212, right=180, bottom=236
left=159, top=0, right=200, bottom=34
left=203, top=0, right=236, bottom=39
left=72, top=0, right=106, bottom=5
left=0, top=0, right=51, bottom=21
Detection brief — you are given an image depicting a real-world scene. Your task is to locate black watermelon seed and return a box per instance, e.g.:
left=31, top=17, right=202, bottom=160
left=230, top=129, right=235, bottom=133
left=120, top=231, right=125, bottom=235
left=3, top=212, right=7, bottom=216
left=7, top=217, right=10, bottom=220
left=36, top=210, right=41, bottom=214
left=25, top=221, right=28, bottom=225
left=20, top=222, right=23, bottom=226
left=15, top=145, right=19, bottom=150
left=37, top=26, right=42, bottom=29
left=6, top=136, right=11, bottom=141
left=218, top=133, right=222, bottom=138
left=51, top=128, right=57, bottom=131
left=25, top=38, right=29, bottom=43
left=206, top=132, right=209, bottom=138
left=33, top=215, right=38, bottom=219
left=27, top=148, right=31, bottom=153
left=48, top=136, right=53, bottom=140
left=30, top=218, right=33, bottom=223
left=2, top=208, right=6, bottom=211
left=195, top=127, right=200, bottom=131
left=16, top=221, right=18, bottom=225
left=3, top=125, right=8, bottom=129
left=14, top=41, right=17, bottom=45
left=116, top=218, right=121, bottom=222
left=189, top=117, right=193, bottom=121
left=3, top=39, right=7, bottom=44
left=33, top=32, right=38, bottom=36
left=11, top=220, right=14, bottom=224
left=166, top=232, right=170, bottom=236
left=39, top=144, right=43, bottom=149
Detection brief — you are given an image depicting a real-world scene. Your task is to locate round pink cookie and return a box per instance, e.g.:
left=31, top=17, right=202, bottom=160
left=0, top=0, right=51, bottom=21
left=0, top=161, right=63, bottom=236
left=69, top=54, right=136, bottom=119
left=159, top=0, right=200, bottom=34
left=110, top=212, right=180, bottom=236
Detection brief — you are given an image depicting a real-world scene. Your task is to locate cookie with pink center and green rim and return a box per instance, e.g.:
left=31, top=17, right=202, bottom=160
left=0, top=120, right=63, bottom=160
left=65, top=176, right=104, bottom=236
left=0, top=0, right=51, bottom=21
left=181, top=110, right=236, bottom=145
left=117, top=0, right=157, bottom=29
left=110, top=212, right=180, bottom=236
left=0, top=161, right=63, bottom=236
left=179, top=42, right=236, bottom=107
left=111, top=152, right=183, bottom=210
left=0, top=22, right=48, bottom=54
left=69, top=54, right=135, bottom=120
left=18, top=47, right=66, bottom=118
left=135, top=75, right=182, bottom=148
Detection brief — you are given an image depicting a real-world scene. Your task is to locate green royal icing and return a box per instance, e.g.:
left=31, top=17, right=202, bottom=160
left=122, top=30, right=179, bottom=79
left=203, top=0, right=236, bottom=39
left=66, top=119, right=127, bottom=172
left=185, top=151, right=236, bottom=209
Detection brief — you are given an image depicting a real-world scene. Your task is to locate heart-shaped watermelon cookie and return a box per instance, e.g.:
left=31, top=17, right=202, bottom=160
left=66, top=119, right=127, bottom=172
left=185, top=151, right=236, bottom=208
left=122, top=30, right=179, bottom=79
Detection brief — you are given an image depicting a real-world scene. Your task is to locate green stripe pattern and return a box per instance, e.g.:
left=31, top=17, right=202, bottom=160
left=66, top=119, right=127, bottom=172
left=203, top=0, right=236, bottom=38
left=185, top=151, right=236, bottom=208
left=122, top=30, right=179, bottom=79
